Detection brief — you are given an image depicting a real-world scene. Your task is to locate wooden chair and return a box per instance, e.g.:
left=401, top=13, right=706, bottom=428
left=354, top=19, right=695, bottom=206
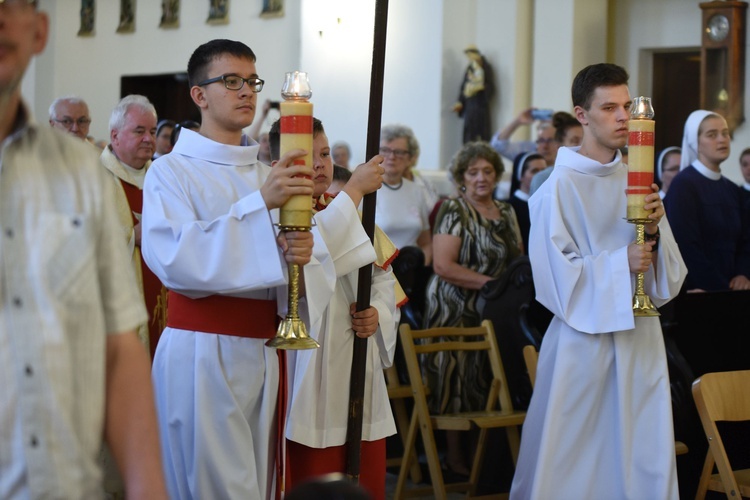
left=522, top=344, right=689, bottom=458
left=395, top=320, right=525, bottom=499
left=692, top=370, right=750, bottom=499
left=384, top=364, right=422, bottom=484
left=522, top=345, right=539, bottom=389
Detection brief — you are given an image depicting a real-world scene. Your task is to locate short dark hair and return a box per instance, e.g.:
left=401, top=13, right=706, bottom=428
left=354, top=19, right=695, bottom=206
left=170, top=120, right=200, bottom=147
left=449, top=141, right=504, bottom=186
left=551, top=111, right=580, bottom=143
left=571, top=63, right=629, bottom=110
left=333, top=165, right=352, bottom=182
left=268, top=117, right=325, bottom=162
left=187, top=39, right=257, bottom=88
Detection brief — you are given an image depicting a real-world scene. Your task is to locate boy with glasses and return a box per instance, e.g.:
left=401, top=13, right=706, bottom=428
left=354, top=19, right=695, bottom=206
left=142, top=38, right=363, bottom=499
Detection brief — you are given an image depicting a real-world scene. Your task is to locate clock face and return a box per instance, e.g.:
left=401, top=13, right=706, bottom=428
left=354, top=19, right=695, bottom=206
left=707, top=14, right=730, bottom=42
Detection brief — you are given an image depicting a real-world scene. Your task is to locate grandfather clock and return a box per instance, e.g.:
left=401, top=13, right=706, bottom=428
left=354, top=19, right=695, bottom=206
left=700, top=1, right=747, bottom=133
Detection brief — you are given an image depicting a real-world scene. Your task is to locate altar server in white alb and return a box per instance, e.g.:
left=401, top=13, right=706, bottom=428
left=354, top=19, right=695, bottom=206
left=142, top=39, right=359, bottom=499
left=510, top=63, right=686, bottom=500
left=269, top=117, right=400, bottom=499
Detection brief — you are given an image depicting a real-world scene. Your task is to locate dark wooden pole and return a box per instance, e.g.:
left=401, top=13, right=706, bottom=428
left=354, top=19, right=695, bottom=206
left=345, top=0, right=390, bottom=482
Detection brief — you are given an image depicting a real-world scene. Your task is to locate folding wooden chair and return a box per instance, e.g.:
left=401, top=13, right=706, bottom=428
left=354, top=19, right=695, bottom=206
left=395, top=320, right=525, bottom=499
left=522, top=345, right=539, bottom=389
left=692, top=370, right=750, bottom=499
left=522, top=344, right=689, bottom=457
left=384, top=364, right=422, bottom=484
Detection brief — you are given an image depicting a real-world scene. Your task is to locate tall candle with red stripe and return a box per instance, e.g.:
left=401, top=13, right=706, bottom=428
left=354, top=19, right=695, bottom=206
left=279, top=71, right=313, bottom=229
left=626, top=96, right=655, bottom=221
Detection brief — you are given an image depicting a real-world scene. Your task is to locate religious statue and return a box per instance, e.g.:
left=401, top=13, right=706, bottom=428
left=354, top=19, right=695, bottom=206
left=452, top=45, right=495, bottom=144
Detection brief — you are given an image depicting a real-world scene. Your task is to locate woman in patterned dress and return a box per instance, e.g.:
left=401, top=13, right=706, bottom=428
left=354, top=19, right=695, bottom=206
left=422, top=141, right=523, bottom=474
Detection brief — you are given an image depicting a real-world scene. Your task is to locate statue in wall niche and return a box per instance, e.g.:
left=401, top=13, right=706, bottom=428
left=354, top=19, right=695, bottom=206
left=452, top=45, right=495, bottom=144
left=207, top=0, right=229, bottom=24
left=160, top=0, right=179, bottom=28
left=78, top=0, right=95, bottom=37
left=116, top=0, right=135, bottom=33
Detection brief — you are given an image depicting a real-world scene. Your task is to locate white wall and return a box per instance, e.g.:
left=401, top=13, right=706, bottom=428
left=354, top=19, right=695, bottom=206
left=300, top=0, right=444, bottom=170
left=26, top=0, right=302, bottom=142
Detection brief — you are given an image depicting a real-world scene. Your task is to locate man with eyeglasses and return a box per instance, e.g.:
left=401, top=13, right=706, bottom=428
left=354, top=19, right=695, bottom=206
left=491, top=108, right=559, bottom=167
left=0, top=2, right=167, bottom=498
left=141, top=39, right=352, bottom=499
left=48, top=95, right=92, bottom=141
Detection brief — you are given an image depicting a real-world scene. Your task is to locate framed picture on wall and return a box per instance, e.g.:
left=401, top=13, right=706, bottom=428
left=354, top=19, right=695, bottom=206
left=160, top=0, right=179, bottom=28
left=260, top=0, right=283, bottom=18
left=207, top=0, right=229, bottom=25
left=116, top=0, right=135, bottom=33
left=78, top=0, right=95, bottom=36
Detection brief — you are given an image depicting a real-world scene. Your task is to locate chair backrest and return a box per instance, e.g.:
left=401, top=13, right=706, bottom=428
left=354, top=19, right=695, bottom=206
left=399, top=319, right=516, bottom=415
left=693, top=370, right=750, bottom=497
left=693, top=370, right=750, bottom=423
left=522, top=345, right=539, bottom=389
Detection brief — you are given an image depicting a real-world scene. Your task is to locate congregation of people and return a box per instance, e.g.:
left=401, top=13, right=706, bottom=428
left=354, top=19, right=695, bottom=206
left=5, top=3, right=750, bottom=500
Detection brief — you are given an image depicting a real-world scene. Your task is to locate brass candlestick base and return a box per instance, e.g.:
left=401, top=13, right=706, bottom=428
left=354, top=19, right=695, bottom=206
left=628, top=220, right=660, bottom=317
left=266, top=259, right=320, bottom=350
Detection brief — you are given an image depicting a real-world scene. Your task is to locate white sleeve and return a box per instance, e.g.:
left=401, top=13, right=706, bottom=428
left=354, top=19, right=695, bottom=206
left=312, top=191, right=377, bottom=277
left=141, top=163, right=286, bottom=296
left=529, top=182, right=634, bottom=334
left=369, top=265, right=398, bottom=369
left=643, top=215, right=687, bottom=303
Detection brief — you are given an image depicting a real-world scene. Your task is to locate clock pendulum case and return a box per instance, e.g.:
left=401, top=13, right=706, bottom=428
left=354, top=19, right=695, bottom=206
left=700, top=1, right=747, bottom=132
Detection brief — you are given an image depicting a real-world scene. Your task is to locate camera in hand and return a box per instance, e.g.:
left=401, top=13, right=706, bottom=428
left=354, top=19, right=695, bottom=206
left=531, top=109, right=553, bottom=121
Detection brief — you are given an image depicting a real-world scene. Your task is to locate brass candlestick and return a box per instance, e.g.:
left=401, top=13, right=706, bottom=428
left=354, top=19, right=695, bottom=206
left=266, top=71, right=320, bottom=350
left=627, top=96, right=659, bottom=317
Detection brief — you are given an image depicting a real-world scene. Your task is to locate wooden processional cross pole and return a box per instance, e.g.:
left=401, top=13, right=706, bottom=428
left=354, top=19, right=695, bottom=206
left=345, top=0, right=390, bottom=482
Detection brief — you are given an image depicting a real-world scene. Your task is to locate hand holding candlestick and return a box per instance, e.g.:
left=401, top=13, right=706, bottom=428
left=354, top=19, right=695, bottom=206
left=267, top=71, right=320, bottom=349
left=626, top=96, right=660, bottom=317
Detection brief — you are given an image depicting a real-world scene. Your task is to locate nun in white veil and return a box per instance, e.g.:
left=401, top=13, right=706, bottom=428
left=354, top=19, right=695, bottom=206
left=655, top=146, right=681, bottom=199
left=663, top=109, right=750, bottom=291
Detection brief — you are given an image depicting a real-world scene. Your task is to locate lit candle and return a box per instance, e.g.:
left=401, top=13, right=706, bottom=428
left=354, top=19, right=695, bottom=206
left=626, top=96, right=655, bottom=222
left=279, top=71, right=313, bottom=229
left=267, top=71, right=320, bottom=350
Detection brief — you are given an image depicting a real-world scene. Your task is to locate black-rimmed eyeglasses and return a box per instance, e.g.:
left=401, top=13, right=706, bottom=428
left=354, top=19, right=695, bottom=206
left=197, top=74, right=265, bottom=93
left=379, top=146, right=410, bottom=159
left=53, top=117, right=92, bottom=128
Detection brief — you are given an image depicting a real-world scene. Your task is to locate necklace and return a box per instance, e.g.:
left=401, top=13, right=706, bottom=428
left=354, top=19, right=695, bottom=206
left=383, top=180, right=403, bottom=190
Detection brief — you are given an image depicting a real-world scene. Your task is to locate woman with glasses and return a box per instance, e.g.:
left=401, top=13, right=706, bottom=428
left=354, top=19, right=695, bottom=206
left=375, top=123, right=433, bottom=264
